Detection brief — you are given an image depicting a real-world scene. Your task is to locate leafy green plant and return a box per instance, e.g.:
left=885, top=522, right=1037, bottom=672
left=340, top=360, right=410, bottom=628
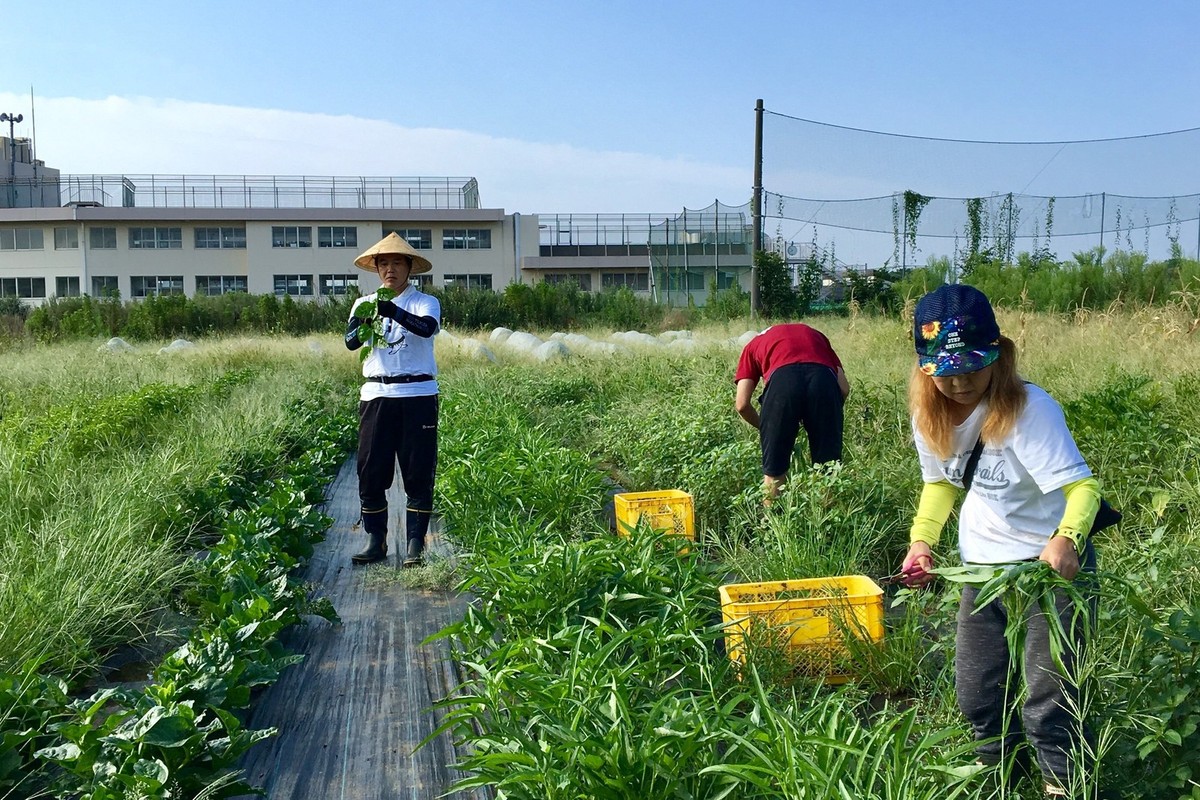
left=755, top=249, right=795, bottom=319
left=903, top=190, right=932, bottom=265
left=0, top=661, right=71, bottom=797
left=351, top=285, right=397, bottom=362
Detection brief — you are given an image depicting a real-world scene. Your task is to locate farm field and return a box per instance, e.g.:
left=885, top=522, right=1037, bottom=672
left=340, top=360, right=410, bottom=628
left=2, top=303, right=1199, bottom=798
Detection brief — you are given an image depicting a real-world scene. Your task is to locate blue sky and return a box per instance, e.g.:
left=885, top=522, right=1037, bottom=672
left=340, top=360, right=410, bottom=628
left=2, top=0, right=1200, bottom=216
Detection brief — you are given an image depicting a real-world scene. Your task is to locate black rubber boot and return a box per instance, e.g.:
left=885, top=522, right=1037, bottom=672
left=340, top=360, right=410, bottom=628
left=403, top=509, right=430, bottom=568
left=352, top=509, right=388, bottom=565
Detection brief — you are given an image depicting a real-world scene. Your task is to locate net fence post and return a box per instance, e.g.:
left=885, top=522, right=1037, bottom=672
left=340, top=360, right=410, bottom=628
left=751, top=98, right=763, bottom=318
left=1099, top=192, right=1106, bottom=254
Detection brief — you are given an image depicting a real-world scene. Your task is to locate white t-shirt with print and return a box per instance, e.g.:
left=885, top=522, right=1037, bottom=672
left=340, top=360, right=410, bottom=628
left=913, top=384, right=1092, bottom=564
left=350, top=286, right=440, bottom=401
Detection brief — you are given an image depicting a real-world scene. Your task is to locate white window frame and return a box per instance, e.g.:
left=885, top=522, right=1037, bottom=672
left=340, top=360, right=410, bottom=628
left=317, top=226, right=358, bottom=248
left=271, top=226, right=312, bottom=248
left=319, top=273, right=360, bottom=296
left=55, top=276, right=81, bottom=297
left=384, top=227, right=432, bottom=250
left=195, top=227, right=247, bottom=249
left=89, top=227, right=117, bottom=249
left=196, top=275, right=248, bottom=295
left=444, top=273, right=493, bottom=290
left=0, top=276, right=47, bottom=298
left=442, top=228, right=492, bottom=250
left=129, top=227, right=183, bottom=250
left=54, top=227, right=80, bottom=250
left=0, top=228, right=45, bottom=251
left=130, top=275, right=185, bottom=297
left=274, top=274, right=314, bottom=296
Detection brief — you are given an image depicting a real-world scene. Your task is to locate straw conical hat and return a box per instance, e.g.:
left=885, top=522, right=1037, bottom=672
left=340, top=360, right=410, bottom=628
left=353, top=232, right=433, bottom=275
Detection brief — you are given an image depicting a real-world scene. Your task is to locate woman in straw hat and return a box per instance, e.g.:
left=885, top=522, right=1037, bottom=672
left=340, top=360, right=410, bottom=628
left=344, top=232, right=441, bottom=567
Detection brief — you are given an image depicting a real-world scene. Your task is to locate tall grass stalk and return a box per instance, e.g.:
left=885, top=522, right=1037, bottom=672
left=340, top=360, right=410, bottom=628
left=0, top=335, right=355, bottom=676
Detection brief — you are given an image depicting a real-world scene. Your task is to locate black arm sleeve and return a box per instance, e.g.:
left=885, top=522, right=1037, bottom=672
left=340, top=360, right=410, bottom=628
left=344, top=317, right=365, bottom=351
left=391, top=308, right=439, bottom=338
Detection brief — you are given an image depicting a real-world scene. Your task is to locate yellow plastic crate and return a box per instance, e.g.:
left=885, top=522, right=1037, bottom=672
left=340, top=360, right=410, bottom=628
left=719, top=575, right=884, bottom=684
left=613, top=490, right=695, bottom=540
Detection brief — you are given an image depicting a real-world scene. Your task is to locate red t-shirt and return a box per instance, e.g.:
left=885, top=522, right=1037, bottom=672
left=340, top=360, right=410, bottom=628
left=734, top=324, right=842, bottom=385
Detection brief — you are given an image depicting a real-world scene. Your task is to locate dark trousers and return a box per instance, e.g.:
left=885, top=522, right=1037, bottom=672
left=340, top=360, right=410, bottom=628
left=357, top=395, right=438, bottom=515
left=955, top=543, right=1097, bottom=787
left=758, top=362, right=844, bottom=476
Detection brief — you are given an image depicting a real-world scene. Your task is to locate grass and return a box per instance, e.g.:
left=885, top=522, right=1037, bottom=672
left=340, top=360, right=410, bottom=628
left=0, top=334, right=357, bottom=677
left=4, top=303, right=1200, bottom=797
left=429, top=302, right=1200, bottom=798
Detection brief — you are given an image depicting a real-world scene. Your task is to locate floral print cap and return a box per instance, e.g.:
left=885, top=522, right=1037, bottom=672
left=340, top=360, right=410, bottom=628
left=913, top=284, right=1001, bottom=376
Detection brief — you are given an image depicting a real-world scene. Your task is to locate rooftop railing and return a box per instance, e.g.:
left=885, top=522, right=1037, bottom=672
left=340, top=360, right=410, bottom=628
left=2, top=174, right=481, bottom=210
left=536, top=203, right=752, bottom=247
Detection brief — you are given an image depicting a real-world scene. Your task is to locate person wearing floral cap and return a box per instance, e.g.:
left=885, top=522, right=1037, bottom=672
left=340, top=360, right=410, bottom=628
left=898, top=283, right=1102, bottom=798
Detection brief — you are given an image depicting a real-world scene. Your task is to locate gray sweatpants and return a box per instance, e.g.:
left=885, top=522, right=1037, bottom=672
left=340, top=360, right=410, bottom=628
left=955, top=544, right=1096, bottom=787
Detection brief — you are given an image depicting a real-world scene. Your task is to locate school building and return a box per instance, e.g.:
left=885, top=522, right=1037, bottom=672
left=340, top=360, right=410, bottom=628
left=0, top=135, right=753, bottom=306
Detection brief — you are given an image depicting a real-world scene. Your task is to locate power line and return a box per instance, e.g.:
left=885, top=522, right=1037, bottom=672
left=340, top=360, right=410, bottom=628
left=763, top=110, right=1200, bottom=146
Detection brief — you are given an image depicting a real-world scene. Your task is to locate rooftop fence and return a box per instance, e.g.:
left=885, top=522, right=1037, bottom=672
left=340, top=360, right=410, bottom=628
left=2, top=174, right=481, bottom=210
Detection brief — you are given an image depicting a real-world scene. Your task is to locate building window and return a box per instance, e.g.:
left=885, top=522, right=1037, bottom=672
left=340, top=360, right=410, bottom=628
left=130, top=275, right=185, bottom=297
left=0, top=277, right=46, bottom=298
left=442, top=228, right=492, bottom=250
left=54, top=227, right=79, bottom=250
left=271, top=226, right=312, bottom=248
left=274, top=274, right=313, bottom=296
left=444, top=273, right=493, bottom=290
left=716, top=270, right=739, bottom=290
left=195, top=227, right=247, bottom=249
left=411, top=275, right=433, bottom=288
left=129, top=227, right=183, bottom=249
left=319, top=273, right=359, bottom=296
left=544, top=273, right=592, bottom=292
left=317, top=226, right=357, bottom=248
left=601, top=272, right=650, bottom=291
left=196, top=275, right=248, bottom=295
left=383, top=227, right=432, bottom=250
left=91, top=276, right=119, bottom=297
left=0, top=228, right=45, bottom=251
left=55, top=276, right=81, bottom=298
left=89, top=227, right=117, bottom=249
left=665, top=271, right=706, bottom=292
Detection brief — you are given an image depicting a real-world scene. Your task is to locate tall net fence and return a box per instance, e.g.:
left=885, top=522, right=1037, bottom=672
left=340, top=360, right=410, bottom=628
left=761, top=110, right=1200, bottom=270
left=647, top=201, right=753, bottom=303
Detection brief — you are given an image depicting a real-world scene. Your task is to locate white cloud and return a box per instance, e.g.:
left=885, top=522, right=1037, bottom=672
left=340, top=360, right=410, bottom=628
left=0, top=94, right=750, bottom=212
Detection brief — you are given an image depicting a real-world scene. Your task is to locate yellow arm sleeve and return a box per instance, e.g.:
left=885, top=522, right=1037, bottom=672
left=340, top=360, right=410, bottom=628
left=1053, top=477, right=1102, bottom=549
left=910, top=480, right=959, bottom=547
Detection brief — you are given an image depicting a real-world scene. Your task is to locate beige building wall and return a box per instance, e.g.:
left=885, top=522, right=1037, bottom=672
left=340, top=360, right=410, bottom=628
left=0, top=208, right=519, bottom=304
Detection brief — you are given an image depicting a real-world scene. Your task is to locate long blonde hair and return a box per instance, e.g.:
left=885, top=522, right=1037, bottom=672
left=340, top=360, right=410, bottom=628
left=909, top=336, right=1026, bottom=459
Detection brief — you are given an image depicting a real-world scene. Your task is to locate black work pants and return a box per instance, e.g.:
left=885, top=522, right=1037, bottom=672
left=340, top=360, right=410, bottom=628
left=955, top=543, right=1097, bottom=787
left=758, top=362, right=844, bottom=476
left=357, top=395, right=438, bottom=514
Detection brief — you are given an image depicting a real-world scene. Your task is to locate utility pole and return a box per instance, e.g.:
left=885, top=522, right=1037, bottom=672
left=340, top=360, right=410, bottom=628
left=751, top=99, right=763, bottom=318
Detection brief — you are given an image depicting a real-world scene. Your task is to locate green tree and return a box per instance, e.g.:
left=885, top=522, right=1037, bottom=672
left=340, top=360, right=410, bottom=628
left=755, top=250, right=795, bottom=319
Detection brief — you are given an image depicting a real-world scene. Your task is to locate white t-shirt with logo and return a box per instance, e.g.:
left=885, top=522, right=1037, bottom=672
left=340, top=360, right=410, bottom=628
left=350, top=285, right=440, bottom=401
left=913, top=384, right=1092, bottom=564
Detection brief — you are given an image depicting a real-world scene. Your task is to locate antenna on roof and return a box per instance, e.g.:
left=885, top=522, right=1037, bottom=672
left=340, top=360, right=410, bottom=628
left=29, top=87, right=35, bottom=163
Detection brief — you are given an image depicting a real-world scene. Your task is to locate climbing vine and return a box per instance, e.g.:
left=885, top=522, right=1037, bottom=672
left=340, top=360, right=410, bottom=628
left=1032, top=197, right=1056, bottom=264
left=965, top=198, right=985, bottom=261
left=903, top=190, right=931, bottom=260
left=891, top=195, right=901, bottom=269
left=1167, top=199, right=1181, bottom=260
left=997, top=193, right=1019, bottom=263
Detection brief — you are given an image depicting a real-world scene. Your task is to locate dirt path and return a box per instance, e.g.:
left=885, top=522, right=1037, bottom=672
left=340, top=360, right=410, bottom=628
left=236, top=460, right=488, bottom=799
